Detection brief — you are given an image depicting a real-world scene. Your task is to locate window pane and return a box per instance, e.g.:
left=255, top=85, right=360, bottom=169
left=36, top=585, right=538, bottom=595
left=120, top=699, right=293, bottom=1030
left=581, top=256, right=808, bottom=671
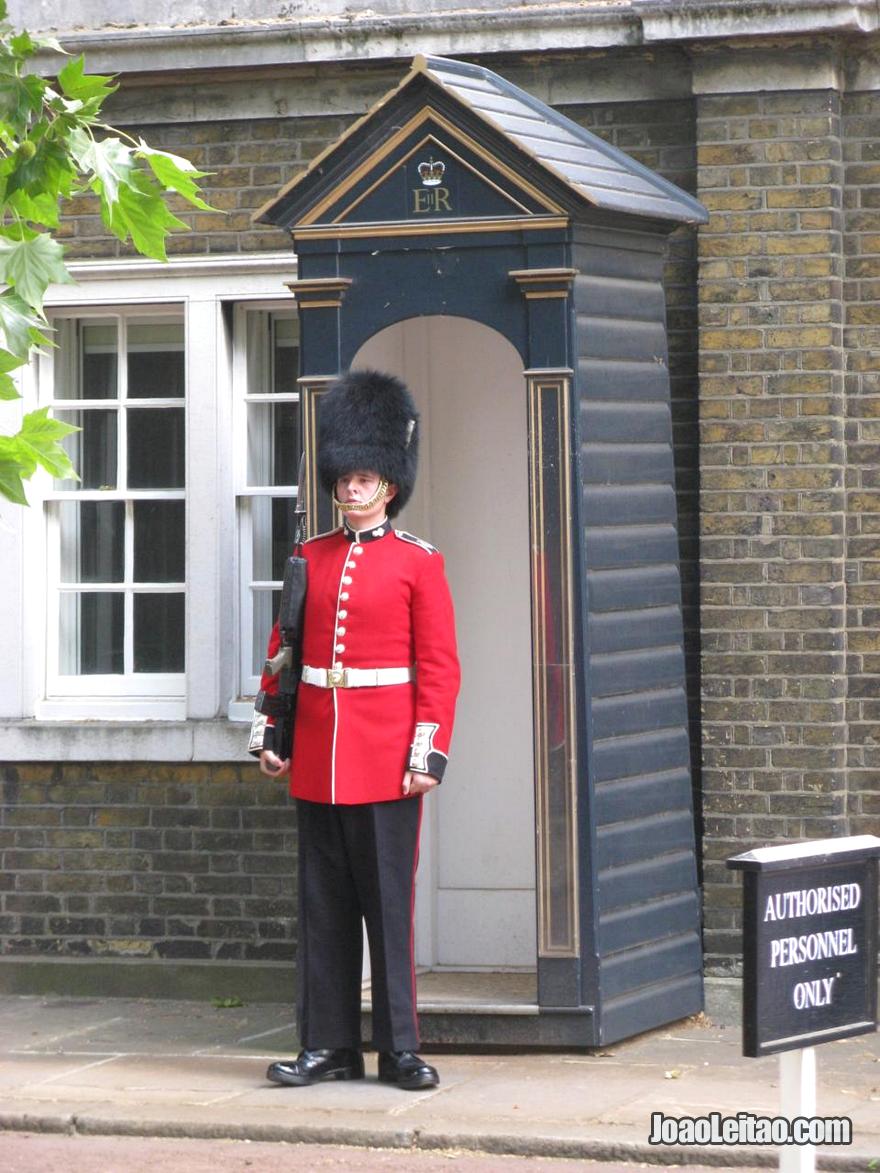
left=272, top=317, right=299, bottom=394
left=54, top=319, right=119, bottom=401
left=60, top=592, right=124, bottom=674
left=251, top=588, right=281, bottom=677
left=246, top=310, right=299, bottom=396
left=128, top=320, right=185, bottom=399
left=55, top=409, right=117, bottom=490
left=134, top=593, right=185, bottom=672
left=251, top=496, right=298, bottom=581
left=81, top=322, right=119, bottom=400
left=246, top=401, right=300, bottom=486
left=128, top=407, right=185, bottom=488
left=133, top=500, right=185, bottom=582
left=59, top=501, right=124, bottom=583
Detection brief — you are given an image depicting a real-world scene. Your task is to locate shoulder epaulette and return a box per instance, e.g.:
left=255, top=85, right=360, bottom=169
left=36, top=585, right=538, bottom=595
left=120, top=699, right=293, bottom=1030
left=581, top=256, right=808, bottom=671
left=304, top=527, right=342, bottom=545
left=394, top=530, right=438, bottom=555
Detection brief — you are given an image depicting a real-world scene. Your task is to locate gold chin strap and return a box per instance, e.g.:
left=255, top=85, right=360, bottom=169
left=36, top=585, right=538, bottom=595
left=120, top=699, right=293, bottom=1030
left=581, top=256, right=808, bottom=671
left=333, top=478, right=389, bottom=513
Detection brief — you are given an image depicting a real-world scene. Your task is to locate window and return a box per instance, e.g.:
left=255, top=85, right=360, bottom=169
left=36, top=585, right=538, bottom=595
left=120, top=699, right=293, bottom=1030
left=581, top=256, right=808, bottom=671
left=3, top=252, right=299, bottom=731
left=234, top=306, right=301, bottom=701
left=44, top=310, right=186, bottom=697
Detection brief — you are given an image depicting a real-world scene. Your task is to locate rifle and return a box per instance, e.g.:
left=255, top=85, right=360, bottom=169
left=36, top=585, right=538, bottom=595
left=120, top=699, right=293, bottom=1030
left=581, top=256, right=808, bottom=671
left=256, top=453, right=308, bottom=762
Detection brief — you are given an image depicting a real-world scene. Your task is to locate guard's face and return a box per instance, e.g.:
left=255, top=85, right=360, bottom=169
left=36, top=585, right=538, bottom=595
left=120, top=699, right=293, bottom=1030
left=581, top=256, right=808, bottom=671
left=335, top=470, right=397, bottom=527
left=336, top=471, right=384, bottom=505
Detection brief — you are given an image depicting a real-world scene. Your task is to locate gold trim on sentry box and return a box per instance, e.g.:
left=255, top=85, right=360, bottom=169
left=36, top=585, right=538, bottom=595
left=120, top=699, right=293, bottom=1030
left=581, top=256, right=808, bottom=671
left=293, top=215, right=568, bottom=242
left=299, top=378, right=334, bottom=537
left=526, top=371, right=579, bottom=959
left=286, top=278, right=353, bottom=309
left=335, top=131, right=535, bottom=224
left=509, top=268, right=578, bottom=284
left=300, top=105, right=565, bottom=226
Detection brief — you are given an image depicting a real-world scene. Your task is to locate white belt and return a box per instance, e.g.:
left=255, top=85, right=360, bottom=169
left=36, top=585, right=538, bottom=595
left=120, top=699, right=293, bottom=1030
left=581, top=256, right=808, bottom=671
left=301, top=665, right=414, bottom=688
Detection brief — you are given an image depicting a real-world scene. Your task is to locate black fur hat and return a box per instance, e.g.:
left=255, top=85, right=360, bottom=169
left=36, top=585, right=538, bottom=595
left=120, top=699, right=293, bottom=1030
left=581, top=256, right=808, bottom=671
left=317, top=369, right=419, bottom=517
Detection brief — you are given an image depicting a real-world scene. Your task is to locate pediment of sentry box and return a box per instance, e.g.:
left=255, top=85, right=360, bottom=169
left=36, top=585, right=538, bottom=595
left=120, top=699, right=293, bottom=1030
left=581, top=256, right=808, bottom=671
left=279, top=106, right=565, bottom=233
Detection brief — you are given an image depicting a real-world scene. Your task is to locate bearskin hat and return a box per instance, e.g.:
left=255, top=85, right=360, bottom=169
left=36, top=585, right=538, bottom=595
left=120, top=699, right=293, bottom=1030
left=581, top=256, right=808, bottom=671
left=317, top=369, right=419, bottom=518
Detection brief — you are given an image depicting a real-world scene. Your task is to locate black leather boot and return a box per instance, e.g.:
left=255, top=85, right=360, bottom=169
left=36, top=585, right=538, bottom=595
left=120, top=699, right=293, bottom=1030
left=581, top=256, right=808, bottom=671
left=267, top=1047, right=364, bottom=1086
left=377, top=1049, right=439, bottom=1090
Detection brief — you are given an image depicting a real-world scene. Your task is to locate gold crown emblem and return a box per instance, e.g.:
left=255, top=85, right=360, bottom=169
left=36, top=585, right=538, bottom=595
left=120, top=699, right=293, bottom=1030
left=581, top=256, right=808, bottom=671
left=417, top=157, right=445, bottom=187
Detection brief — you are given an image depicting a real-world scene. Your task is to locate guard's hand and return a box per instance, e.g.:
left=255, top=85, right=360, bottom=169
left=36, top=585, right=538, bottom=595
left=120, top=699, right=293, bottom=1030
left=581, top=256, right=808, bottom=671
left=259, top=749, right=290, bottom=778
left=402, top=769, right=438, bottom=797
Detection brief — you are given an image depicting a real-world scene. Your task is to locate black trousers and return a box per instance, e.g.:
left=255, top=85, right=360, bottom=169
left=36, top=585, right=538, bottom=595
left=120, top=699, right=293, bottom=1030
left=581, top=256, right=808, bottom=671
left=296, top=796, right=423, bottom=1052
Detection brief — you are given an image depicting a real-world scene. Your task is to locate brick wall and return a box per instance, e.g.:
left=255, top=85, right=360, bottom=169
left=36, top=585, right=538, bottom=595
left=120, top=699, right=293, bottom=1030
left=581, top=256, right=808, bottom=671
left=696, top=90, right=851, bottom=970
left=0, top=765, right=296, bottom=963
left=58, top=114, right=356, bottom=259
left=842, top=91, right=880, bottom=840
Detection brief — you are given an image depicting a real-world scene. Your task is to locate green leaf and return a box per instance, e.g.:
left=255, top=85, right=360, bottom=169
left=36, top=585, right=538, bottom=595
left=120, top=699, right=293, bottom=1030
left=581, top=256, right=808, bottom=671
left=0, top=453, right=29, bottom=506
left=0, top=371, right=19, bottom=400
left=20, top=406, right=79, bottom=442
left=0, top=432, right=35, bottom=479
left=57, top=55, right=117, bottom=105
left=6, top=186, right=61, bottom=228
left=137, top=142, right=215, bottom=212
left=7, top=30, right=56, bottom=60
left=17, top=406, right=80, bottom=479
left=0, top=71, right=45, bottom=135
left=4, top=24, right=65, bottom=61
left=0, top=346, right=28, bottom=373
left=69, top=129, right=136, bottom=204
left=46, top=90, right=83, bottom=116
left=9, top=31, right=37, bottom=58
left=0, top=290, right=50, bottom=360
left=0, top=233, right=73, bottom=311
left=30, top=33, right=68, bottom=56
left=6, top=138, right=75, bottom=201
left=103, top=175, right=189, bottom=261
left=0, top=351, right=26, bottom=400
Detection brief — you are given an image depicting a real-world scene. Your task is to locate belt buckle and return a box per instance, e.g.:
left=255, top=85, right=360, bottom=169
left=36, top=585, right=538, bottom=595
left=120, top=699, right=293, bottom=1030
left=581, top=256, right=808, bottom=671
left=327, top=667, right=348, bottom=688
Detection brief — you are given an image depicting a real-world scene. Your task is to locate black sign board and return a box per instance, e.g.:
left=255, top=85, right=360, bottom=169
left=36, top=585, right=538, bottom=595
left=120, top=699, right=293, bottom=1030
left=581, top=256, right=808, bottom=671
left=728, top=837, right=880, bottom=1057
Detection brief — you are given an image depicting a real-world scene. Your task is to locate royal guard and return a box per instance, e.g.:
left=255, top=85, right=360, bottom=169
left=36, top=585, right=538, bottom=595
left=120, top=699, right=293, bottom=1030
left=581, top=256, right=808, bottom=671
left=250, top=369, right=460, bottom=1090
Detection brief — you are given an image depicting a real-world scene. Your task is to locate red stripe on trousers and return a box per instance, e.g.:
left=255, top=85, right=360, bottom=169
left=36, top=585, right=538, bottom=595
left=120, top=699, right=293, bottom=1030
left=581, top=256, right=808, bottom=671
left=409, top=794, right=423, bottom=1044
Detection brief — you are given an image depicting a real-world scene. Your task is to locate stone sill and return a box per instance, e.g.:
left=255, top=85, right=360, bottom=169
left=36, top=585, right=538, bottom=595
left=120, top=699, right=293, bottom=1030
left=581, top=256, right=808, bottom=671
left=0, top=719, right=253, bottom=763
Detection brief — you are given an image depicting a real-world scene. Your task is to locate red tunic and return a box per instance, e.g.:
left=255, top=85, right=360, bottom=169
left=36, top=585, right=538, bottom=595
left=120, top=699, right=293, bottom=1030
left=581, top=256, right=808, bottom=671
left=257, top=520, right=460, bottom=805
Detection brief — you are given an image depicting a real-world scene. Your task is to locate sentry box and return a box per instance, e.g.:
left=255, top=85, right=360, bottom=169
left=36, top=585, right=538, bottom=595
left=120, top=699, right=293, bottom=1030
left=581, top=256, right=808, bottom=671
left=257, top=53, right=708, bottom=1046
left=727, top=836, right=880, bottom=1058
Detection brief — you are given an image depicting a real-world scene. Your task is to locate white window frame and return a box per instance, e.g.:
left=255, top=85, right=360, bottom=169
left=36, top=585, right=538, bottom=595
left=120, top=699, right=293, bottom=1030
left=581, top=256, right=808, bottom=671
left=42, top=307, right=188, bottom=702
left=3, top=253, right=297, bottom=728
left=231, top=303, right=301, bottom=714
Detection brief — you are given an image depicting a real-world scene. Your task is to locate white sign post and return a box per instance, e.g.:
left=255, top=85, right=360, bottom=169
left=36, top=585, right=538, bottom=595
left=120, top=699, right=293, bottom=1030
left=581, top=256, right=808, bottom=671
left=778, top=1046, right=816, bottom=1173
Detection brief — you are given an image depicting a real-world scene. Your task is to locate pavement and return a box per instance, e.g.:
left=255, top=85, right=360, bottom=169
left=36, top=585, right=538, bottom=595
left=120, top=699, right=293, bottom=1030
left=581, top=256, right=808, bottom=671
left=0, top=995, right=877, bottom=1170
